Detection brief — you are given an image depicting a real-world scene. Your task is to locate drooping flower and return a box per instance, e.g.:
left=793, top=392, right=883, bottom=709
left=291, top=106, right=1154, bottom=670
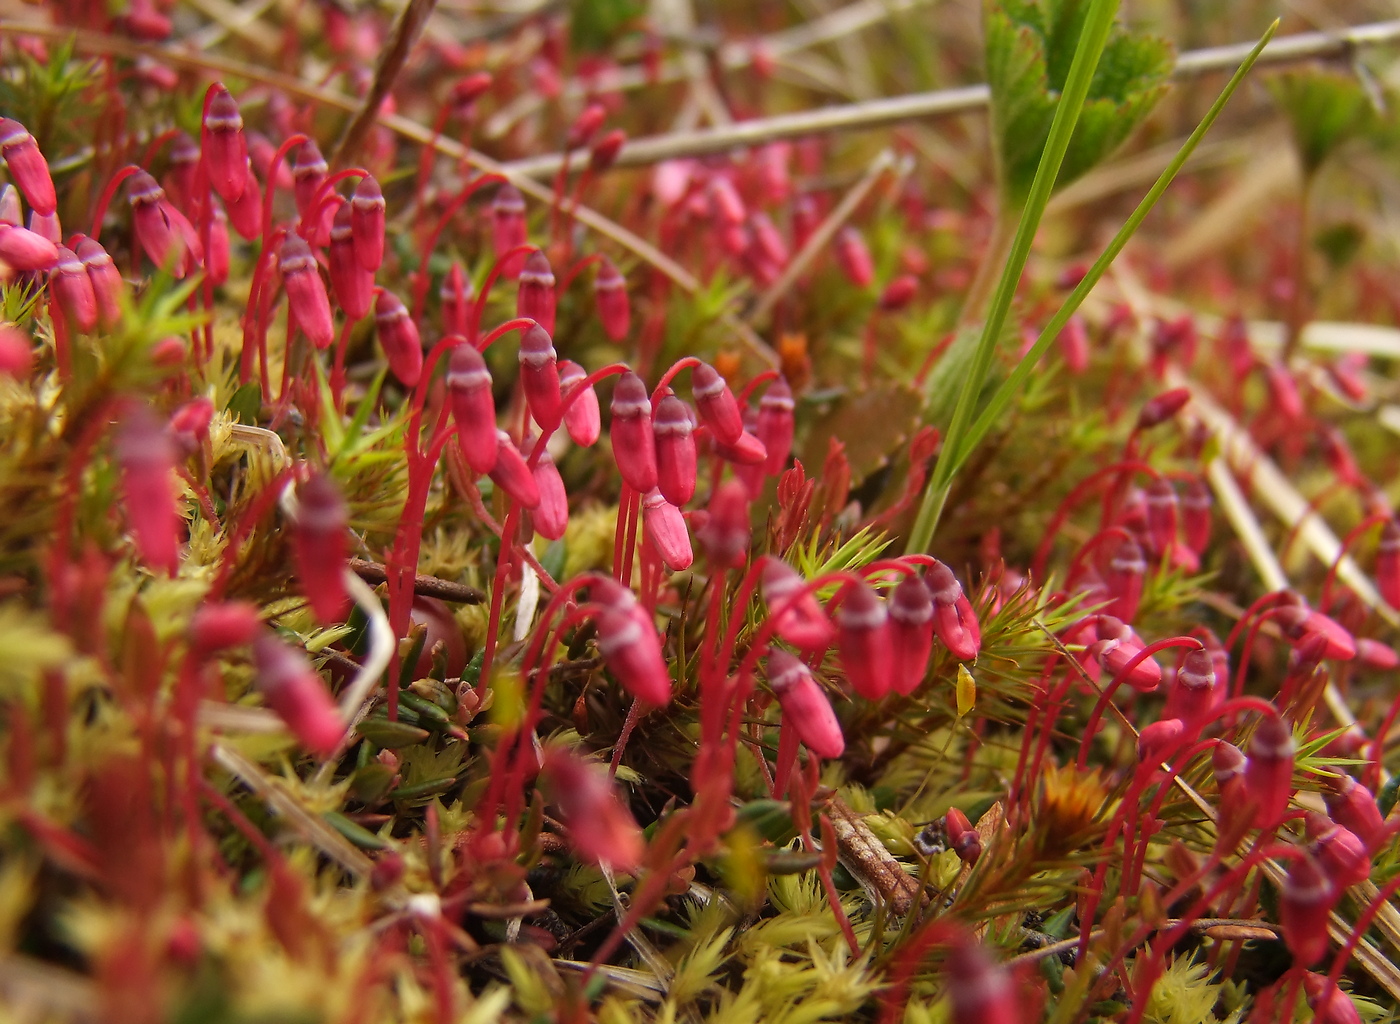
left=691, top=361, right=744, bottom=444
left=350, top=175, right=385, bottom=272
left=1088, top=615, right=1160, bottom=691
left=641, top=490, right=692, bottom=571
left=329, top=203, right=374, bottom=321
left=888, top=573, right=934, bottom=695
left=595, top=606, right=671, bottom=706
left=653, top=394, right=697, bottom=507
left=837, top=581, right=894, bottom=700
left=1280, top=851, right=1338, bottom=966
left=761, top=559, right=833, bottom=652
left=516, top=250, right=556, bottom=335
left=558, top=360, right=601, bottom=446
left=1243, top=710, right=1294, bottom=829
left=446, top=343, right=498, bottom=475
left=541, top=748, right=644, bottom=871
left=280, top=232, right=334, bottom=350
left=927, top=561, right=981, bottom=662
left=76, top=236, right=125, bottom=328
left=1323, top=774, right=1385, bottom=849
left=766, top=649, right=843, bottom=758
left=0, top=118, right=56, bottom=215
left=115, top=406, right=180, bottom=576
left=609, top=372, right=658, bottom=493
left=593, top=256, right=630, bottom=340
left=527, top=441, right=568, bottom=541
left=49, top=246, right=97, bottom=333
left=695, top=480, right=750, bottom=569
left=374, top=289, right=423, bottom=387
left=518, top=323, right=562, bottom=429
left=251, top=632, right=344, bottom=757
left=201, top=84, right=250, bottom=202
left=490, top=183, right=528, bottom=278
left=756, top=378, right=795, bottom=477
left=293, top=472, right=350, bottom=625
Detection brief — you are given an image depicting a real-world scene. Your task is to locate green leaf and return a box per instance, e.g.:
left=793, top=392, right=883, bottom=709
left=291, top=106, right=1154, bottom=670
left=1268, top=69, right=1374, bottom=178
left=225, top=382, right=262, bottom=426
left=356, top=718, right=431, bottom=748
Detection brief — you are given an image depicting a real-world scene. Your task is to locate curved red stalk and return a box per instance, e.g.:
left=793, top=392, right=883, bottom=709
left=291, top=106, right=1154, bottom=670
left=1077, top=637, right=1203, bottom=773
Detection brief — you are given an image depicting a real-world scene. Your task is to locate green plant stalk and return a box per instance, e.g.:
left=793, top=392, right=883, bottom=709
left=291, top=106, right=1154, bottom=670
left=906, top=0, right=1121, bottom=556
left=952, top=20, right=1280, bottom=474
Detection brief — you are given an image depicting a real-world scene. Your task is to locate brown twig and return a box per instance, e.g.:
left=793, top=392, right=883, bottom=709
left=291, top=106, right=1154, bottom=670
left=348, top=558, right=484, bottom=604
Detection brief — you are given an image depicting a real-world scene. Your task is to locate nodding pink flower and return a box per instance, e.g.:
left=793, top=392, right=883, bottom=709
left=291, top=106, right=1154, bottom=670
left=126, top=170, right=197, bottom=277
left=1181, top=477, right=1212, bottom=555
left=888, top=573, right=934, bottom=695
left=767, top=649, right=843, bottom=759
left=1323, top=774, right=1385, bottom=849
left=1378, top=517, right=1400, bottom=609
left=251, top=632, right=344, bottom=757
left=1143, top=479, right=1178, bottom=557
left=589, top=129, right=626, bottom=173
left=566, top=102, right=607, bottom=150
left=1263, top=360, right=1304, bottom=422
left=1356, top=637, right=1398, bottom=670
left=279, top=232, right=335, bottom=350
left=291, top=140, right=329, bottom=221
left=691, top=361, right=744, bottom=444
left=944, top=938, right=1020, bottom=1024
left=1328, top=353, right=1370, bottom=405
left=527, top=441, right=568, bottom=541
left=653, top=394, right=697, bottom=506
left=878, top=274, right=918, bottom=312
left=1306, top=811, right=1370, bottom=889
left=121, top=0, right=173, bottom=41
left=641, top=490, right=692, bottom=571
left=190, top=601, right=262, bottom=655
left=201, top=84, right=250, bottom=202
left=1103, top=534, right=1146, bottom=623
left=1088, top=615, right=1159, bottom=691
left=1163, top=646, right=1218, bottom=727
left=945, top=807, right=981, bottom=865
left=1318, top=425, right=1360, bottom=486
left=1213, top=741, right=1248, bottom=806
left=593, top=256, right=630, bottom=341
left=1302, top=974, right=1364, bottom=1024
left=714, top=430, right=768, bottom=468
left=791, top=194, right=820, bottom=252
left=449, top=71, right=493, bottom=118
left=519, top=322, right=562, bottom=429
left=446, top=344, right=498, bottom=475
left=50, top=246, right=98, bottom=333
left=541, top=748, right=645, bottom=871
left=1275, top=593, right=1357, bottom=661
left=1243, top=711, right=1294, bottom=829
left=116, top=406, right=180, bottom=576
left=708, top=176, right=746, bottom=226
left=28, top=209, right=60, bottom=245
left=0, top=184, right=19, bottom=225
left=224, top=164, right=262, bottom=240
left=440, top=261, right=472, bottom=337
left=374, top=290, right=423, bottom=387
left=0, top=222, right=58, bottom=271
left=516, top=251, right=556, bottom=336
left=927, top=561, right=981, bottom=662
left=350, top=175, right=385, bottom=272
left=833, top=226, right=874, bottom=288
left=0, top=325, right=33, bottom=378
left=329, top=204, right=373, bottom=321
left=1137, top=387, right=1191, bottom=430
left=1137, top=718, right=1187, bottom=763
left=1057, top=314, right=1089, bottom=374
left=837, top=581, right=894, bottom=700
left=696, top=480, right=750, bottom=568
left=756, top=378, right=795, bottom=477
left=292, top=472, right=349, bottom=625
left=1280, top=851, right=1338, bottom=966
left=761, top=559, right=833, bottom=652
left=488, top=430, right=540, bottom=509
left=609, top=372, right=658, bottom=493
left=749, top=212, right=789, bottom=269
left=166, top=131, right=200, bottom=209
left=207, top=205, right=231, bottom=287
left=0, top=118, right=56, bottom=215
left=491, top=183, right=528, bottom=278
left=595, top=606, right=671, bottom=706
left=169, top=396, right=214, bottom=456
left=558, top=360, right=601, bottom=446
left=75, top=236, right=125, bottom=328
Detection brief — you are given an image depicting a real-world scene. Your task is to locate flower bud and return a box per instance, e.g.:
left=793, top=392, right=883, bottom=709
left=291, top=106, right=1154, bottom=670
left=889, top=573, right=934, bottom=695
left=0, top=325, right=33, bottom=378
left=927, top=561, right=981, bottom=662
left=641, top=490, right=692, bottom=571
left=1244, top=711, right=1294, bottom=829
left=169, top=397, right=214, bottom=455
left=653, top=394, right=697, bottom=507
left=515, top=251, right=556, bottom=336
left=589, top=129, right=626, bottom=173
left=566, top=103, right=607, bottom=150
left=1104, top=534, right=1146, bottom=623
left=293, top=472, right=349, bottom=625
left=1144, top=479, right=1178, bottom=557
left=1089, top=615, right=1160, bottom=691
left=1213, top=741, right=1247, bottom=801
left=1164, top=646, right=1218, bottom=727
left=878, top=275, right=918, bottom=312
left=329, top=203, right=373, bottom=321
left=837, top=581, right=894, bottom=700
left=374, top=289, right=423, bottom=387
left=1137, top=387, right=1190, bottom=429
left=519, top=322, right=562, bottom=428
left=944, top=807, right=981, bottom=865
left=0, top=222, right=58, bottom=271
left=190, top=601, right=261, bottom=655
left=609, top=372, right=658, bottom=493
left=542, top=748, right=645, bottom=871
left=224, top=163, right=262, bottom=240
left=0, top=118, right=56, bottom=215
left=833, top=226, right=873, bottom=288
left=708, top=176, right=745, bottom=225
left=446, top=343, right=497, bottom=475
left=595, top=607, right=671, bottom=706
left=527, top=441, right=568, bottom=541
left=440, top=261, right=472, bottom=337
left=50, top=246, right=97, bottom=333
left=28, top=209, right=60, bottom=245
left=1181, top=477, right=1212, bottom=555
left=1275, top=594, right=1356, bottom=661
left=594, top=256, right=630, bottom=340
left=252, top=632, right=344, bottom=757
left=696, top=480, right=750, bottom=568
left=1138, top=718, right=1187, bottom=763
left=767, top=649, right=843, bottom=758
left=76, top=236, right=126, bottom=328
left=487, top=431, right=540, bottom=509
left=350, top=175, right=385, bottom=272
left=558, top=360, right=601, bottom=446
left=1324, top=774, right=1386, bottom=850
left=714, top=430, right=769, bottom=467
left=491, top=183, right=528, bottom=278
left=201, top=84, right=250, bottom=202
left=116, top=406, right=180, bottom=575
left=166, top=132, right=200, bottom=210
left=1302, top=974, right=1363, bottom=1024
left=944, top=938, right=1019, bottom=1024
left=1306, top=811, right=1370, bottom=889
left=761, top=559, right=833, bottom=652
left=1356, top=637, right=1398, bottom=671
left=1378, top=517, right=1400, bottom=609
left=279, top=232, right=334, bottom=350
left=1280, top=851, right=1337, bottom=966
left=0, top=184, right=19, bottom=226
left=291, top=140, right=329, bottom=222
left=756, top=378, right=795, bottom=477
left=126, top=170, right=194, bottom=277
left=691, top=361, right=744, bottom=444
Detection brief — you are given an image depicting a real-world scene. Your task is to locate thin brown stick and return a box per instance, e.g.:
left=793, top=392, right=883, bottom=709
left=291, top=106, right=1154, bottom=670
left=349, top=558, right=484, bottom=604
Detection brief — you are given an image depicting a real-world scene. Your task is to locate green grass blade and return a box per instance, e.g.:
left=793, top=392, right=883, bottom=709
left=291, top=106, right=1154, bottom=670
left=907, top=0, right=1121, bottom=555
left=952, top=19, right=1279, bottom=472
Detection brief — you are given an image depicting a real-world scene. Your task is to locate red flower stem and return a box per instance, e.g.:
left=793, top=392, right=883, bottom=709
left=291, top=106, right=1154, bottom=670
left=1319, top=511, right=1387, bottom=612
left=737, top=369, right=780, bottom=406
left=208, top=466, right=296, bottom=599
left=772, top=718, right=798, bottom=796
left=412, top=102, right=454, bottom=215
left=607, top=699, right=643, bottom=780
left=1064, top=525, right=1134, bottom=589
left=475, top=509, right=519, bottom=700
left=304, top=166, right=368, bottom=231
left=556, top=251, right=603, bottom=294
left=88, top=164, right=141, bottom=242
left=1230, top=606, right=1291, bottom=700
left=1224, top=590, right=1290, bottom=652
left=261, top=135, right=307, bottom=250
left=411, top=173, right=506, bottom=324
left=330, top=319, right=355, bottom=410
left=1077, top=637, right=1203, bottom=773
left=468, top=243, right=539, bottom=346
left=1126, top=738, right=1219, bottom=892
left=1031, top=459, right=1160, bottom=580
left=620, top=488, right=641, bottom=585
left=650, top=355, right=701, bottom=403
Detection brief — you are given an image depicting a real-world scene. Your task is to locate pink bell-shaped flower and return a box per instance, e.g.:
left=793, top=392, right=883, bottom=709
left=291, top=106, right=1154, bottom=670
left=115, top=406, right=180, bottom=576
left=223, top=163, right=262, bottom=240
left=126, top=170, right=200, bottom=277
left=695, top=480, right=750, bottom=569
left=833, top=225, right=873, bottom=288
left=280, top=232, right=334, bottom=350
left=516, top=250, right=556, bottom=336
left=1103, top=534, right=1147, bottom=623
left=527, top=441, right=568, bottom=541
left=653, top=394, right=697, bottom=507
left=691, top=361, right=744, bottom=444
left=1306, top=811, right=1370, bottom=889
left=609, top=372, right=658, bottom=493
left=594, top=256, right=630, bottom=340
left=541, top=748, right=645, bottom=871
left=1243, top=710, right=1294, bottom=830
left=761, top=559, right=833, bottom=652
left=75, top=236, right=125, bottom=328
left=350, top=175, right=385, bottom=272
left=291, top=140, right=329, bottom=222
left=518, top=322, right=562, bottom=429
left=0, top=222, right=57, bottom=271
left=927, top=560, right=981, bottom=662
left=888, top=573, right=934, bottom=695
left=1323, top=774, right=1385, bottom=849
left=201, top=84, right=250, bottom=203
left=50, top=245, right=98, bottom=333
left=1144, top=479, right=1179, bottom=557
left=293, top=472, right=350, bottom=625
left=595, top=606, right=671, bottom=706
left=329, top=203, right=373, bottom=321
left=1275, top=593, right=1357, bottom=661
left=251, top=632, right=344, bottom=757
left=1163, top=646, right=1219, bottom=727
left=756, top=378, right=795, bottom=477
left=1303, top=974, right=1364, bottom=1024
left=487, top=431, right=540, bottom=509
left=440, top=261, right=472, bottom=337
left=446, top=343, right=498, bottom=475
left=490, top=183, right=528, bottom=278
left=0, top=118, right=56, bottom=215
left=641, top=490, right=692, bottom=571
left=28, top=209, right=60, bottom=245
left=837, top=581, right=894, bottom=700
left=374, top=289, right=423, bottom=387
left=558, top=360, right=601, bottom=446
left=1280, top=851, right=1338, bottom=966
left=766, top=649, right=843, bottom=758
left=1088, top=615, right=1160, bottom=691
